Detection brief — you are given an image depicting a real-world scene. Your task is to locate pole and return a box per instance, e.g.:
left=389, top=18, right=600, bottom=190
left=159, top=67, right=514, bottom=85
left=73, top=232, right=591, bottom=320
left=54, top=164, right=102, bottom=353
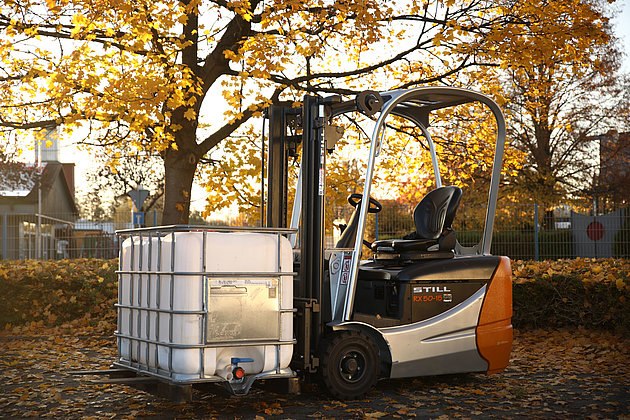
left=534, top=203, right=539, bottom=261
left=2, top=213, right=7, bottom=259
left=261, top=115, right=266, bottom=227
left=37, top=140, right=42, bottom=259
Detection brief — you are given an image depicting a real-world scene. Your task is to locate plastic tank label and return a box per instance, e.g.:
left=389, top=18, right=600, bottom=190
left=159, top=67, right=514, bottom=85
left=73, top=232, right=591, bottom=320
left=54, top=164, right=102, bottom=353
left=209, top=278, right=275, bottom=287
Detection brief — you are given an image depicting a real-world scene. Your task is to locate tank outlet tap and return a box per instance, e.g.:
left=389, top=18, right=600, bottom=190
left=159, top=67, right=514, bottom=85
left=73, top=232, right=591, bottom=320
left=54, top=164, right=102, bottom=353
left=231, top=357, right=254, bottom=381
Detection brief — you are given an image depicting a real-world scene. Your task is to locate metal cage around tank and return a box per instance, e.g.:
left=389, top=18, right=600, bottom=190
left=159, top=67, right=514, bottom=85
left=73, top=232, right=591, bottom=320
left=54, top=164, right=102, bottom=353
left=113, top=225, right=297, bottom=393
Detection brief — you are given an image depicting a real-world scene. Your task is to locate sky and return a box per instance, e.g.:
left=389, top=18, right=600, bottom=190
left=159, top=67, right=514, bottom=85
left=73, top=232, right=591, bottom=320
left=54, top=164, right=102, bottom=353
left=28, top=0, right=630, bottom=216
left=614, top=0, right=630, bottom=72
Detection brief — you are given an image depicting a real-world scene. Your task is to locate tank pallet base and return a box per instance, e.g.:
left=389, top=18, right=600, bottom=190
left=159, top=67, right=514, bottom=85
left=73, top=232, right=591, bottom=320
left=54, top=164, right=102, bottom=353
left=69, top=367, right=299, bottom=402
left=258, top=376, right=301, bottom=395
left=69, top=367, right=194, bottom=403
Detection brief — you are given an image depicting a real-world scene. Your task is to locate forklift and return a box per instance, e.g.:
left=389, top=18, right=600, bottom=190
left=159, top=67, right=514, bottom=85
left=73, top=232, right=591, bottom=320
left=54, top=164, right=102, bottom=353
left=108, top=86, right=512, bottom=400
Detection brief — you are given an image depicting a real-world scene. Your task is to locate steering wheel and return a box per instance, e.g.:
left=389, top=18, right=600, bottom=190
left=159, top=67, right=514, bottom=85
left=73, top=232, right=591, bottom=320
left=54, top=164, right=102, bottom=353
left=348, top=193, right=382, bottom=214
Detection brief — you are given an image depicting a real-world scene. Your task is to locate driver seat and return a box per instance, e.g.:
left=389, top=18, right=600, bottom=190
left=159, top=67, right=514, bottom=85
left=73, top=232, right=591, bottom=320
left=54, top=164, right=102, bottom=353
left=371, top=186, right=462, bottom=259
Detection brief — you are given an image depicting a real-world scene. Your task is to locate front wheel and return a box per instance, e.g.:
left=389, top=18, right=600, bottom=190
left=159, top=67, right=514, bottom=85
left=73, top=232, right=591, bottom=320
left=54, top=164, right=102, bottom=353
left=320, top=331, right=379, bottom=399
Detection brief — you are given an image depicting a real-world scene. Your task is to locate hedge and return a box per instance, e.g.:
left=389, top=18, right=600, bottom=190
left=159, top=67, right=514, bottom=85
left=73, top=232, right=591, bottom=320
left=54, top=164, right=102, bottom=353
left=512, top=259, right=630, bottom=335
left=1, top=258, right=628, bottom=335
left=0, top=259, right=117, bottom=335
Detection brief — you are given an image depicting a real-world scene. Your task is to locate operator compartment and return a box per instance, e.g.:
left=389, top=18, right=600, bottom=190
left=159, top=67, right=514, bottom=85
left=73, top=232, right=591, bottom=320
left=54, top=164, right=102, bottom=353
left=116, top=227, right=295, bottom=383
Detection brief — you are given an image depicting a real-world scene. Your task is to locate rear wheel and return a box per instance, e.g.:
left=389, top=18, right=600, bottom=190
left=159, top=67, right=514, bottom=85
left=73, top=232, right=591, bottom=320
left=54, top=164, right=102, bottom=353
left=320, top=330, right=378, bottom=399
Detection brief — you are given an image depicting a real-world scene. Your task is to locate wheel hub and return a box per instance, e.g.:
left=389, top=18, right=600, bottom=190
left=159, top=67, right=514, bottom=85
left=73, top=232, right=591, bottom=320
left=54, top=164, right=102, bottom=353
left=339, top=351, right=365, bottom=383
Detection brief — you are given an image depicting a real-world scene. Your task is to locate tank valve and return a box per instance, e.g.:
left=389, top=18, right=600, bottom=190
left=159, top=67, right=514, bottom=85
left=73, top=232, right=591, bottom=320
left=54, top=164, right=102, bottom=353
left=231, top=357, right=254, bottom=381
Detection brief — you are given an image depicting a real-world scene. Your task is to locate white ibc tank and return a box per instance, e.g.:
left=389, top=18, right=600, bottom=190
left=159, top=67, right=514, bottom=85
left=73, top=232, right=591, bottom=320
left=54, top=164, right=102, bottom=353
left=118, top=231, right=293, bottom=382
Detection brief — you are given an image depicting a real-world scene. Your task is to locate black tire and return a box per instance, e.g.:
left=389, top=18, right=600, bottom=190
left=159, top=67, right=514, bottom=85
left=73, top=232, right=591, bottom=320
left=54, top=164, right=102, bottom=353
left=320, top=330, right=379, bottom=400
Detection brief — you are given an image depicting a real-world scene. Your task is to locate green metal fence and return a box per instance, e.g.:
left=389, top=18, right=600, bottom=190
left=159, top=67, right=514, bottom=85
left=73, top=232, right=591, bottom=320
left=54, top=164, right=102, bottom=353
left=330, top=202, right=629, bottom=260
left=2, top=203, right=629, bottom=260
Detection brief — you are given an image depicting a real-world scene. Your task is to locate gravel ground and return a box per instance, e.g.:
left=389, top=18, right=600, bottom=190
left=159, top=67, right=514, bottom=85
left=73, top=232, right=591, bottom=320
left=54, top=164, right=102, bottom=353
left=0, top=328, right=628, bottom=419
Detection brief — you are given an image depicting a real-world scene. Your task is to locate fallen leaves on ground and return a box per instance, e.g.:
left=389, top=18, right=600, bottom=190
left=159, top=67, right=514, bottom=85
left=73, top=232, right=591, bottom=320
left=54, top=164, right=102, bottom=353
left=0, top=328, right=628, bottom=419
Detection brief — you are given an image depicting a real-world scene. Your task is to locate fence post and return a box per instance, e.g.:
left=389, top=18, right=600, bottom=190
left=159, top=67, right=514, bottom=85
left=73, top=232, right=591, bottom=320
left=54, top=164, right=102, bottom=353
left=2, top=213, right=6, bottom=259
left=534, top=203, right=540, bottom=261
left=375, top=212, right=379, bottom=241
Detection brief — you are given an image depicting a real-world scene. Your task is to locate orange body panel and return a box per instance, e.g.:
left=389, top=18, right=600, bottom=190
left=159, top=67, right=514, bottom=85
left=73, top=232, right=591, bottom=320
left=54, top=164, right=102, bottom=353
left=476, top=256, right=513, bottom=374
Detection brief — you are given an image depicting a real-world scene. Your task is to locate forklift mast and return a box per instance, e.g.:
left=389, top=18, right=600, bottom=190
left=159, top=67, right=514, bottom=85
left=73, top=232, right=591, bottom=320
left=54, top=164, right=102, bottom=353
left=265, top=96, right=326, bottom=372
left=264, top=93, right=382, bottom=372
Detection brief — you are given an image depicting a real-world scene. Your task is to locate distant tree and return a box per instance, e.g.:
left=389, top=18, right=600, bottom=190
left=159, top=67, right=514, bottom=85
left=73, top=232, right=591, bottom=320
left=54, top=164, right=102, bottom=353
left=595, top=130, right=630, bottom=205
left=484, top=0, right=628, bottom=203
left=0, top=150, right=40, bottom=192
left=77, top=152, right=164, bottom=220
left=188, top=210, right=209, bottom=225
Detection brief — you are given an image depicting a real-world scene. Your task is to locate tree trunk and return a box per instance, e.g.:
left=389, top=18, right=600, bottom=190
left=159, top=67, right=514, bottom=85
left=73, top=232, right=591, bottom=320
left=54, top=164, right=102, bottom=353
left=162, top=146, right=198, bottom=225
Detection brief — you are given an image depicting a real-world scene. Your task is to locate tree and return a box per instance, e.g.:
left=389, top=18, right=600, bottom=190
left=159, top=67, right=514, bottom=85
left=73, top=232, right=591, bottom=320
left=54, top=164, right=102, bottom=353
left=0, top=150, right=40, bottom=193
left=479, top=0, right=628, bottom=203
left=77, top=152, right=164, bottom=220
left=199, top=120, right=367, bottom=226
left=370, top=0, right=627, bottom=212
left=374, top=104, right=525, bottom=208
left=1, top=0, right=519, bottom=224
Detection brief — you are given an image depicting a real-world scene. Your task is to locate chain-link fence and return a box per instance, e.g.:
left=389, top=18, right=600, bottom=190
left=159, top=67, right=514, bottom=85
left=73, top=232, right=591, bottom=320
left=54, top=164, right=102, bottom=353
left=0, top=213, right=128, bottom=260
left=2, top=202, right=628, bottom=261
left=328, top=201, right=629, bottom=260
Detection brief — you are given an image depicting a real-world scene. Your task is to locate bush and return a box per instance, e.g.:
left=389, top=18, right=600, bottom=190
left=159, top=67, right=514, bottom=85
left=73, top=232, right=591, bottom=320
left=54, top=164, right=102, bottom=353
left=0, top=257, right=628, bottom=336
left=0, top=259, right=117, bottom=334
left=511, top=258, right=630, bottom=335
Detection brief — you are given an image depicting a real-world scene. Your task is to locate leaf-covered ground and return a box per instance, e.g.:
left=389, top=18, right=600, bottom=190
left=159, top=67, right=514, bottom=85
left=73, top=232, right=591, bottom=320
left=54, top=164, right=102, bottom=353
left=1, top=328, right=628, bottom=419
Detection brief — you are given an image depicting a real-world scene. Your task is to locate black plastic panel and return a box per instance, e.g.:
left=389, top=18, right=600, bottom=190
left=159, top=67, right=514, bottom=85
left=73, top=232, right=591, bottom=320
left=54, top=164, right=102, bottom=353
left=353, top=280, right=411, bottom=327
left=397, top=256, right=500, bottom=282
left=352, top=256, right=500, bottom=326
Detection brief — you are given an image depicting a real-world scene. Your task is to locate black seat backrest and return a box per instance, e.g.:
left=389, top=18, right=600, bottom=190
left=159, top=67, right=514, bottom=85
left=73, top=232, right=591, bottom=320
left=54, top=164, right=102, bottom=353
left=413, top=186, right=462, bottom=240
left=443, top=186, right=462, bottom=229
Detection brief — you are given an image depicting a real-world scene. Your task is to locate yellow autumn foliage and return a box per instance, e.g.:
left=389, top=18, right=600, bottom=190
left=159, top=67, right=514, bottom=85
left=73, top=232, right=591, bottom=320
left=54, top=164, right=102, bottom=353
left=0, top=0, right=623, bottom=224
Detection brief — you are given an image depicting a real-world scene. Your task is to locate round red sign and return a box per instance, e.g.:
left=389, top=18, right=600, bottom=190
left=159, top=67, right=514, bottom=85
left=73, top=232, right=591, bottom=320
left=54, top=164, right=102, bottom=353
left=586, top=221, right=604, bottom=241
